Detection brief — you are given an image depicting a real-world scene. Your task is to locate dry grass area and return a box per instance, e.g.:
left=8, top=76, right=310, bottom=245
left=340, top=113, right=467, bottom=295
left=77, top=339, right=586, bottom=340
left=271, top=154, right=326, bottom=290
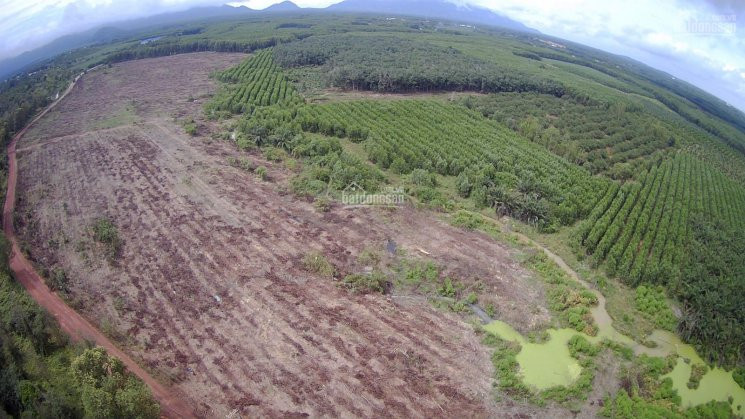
left=16, top=53, right=560, bottom=417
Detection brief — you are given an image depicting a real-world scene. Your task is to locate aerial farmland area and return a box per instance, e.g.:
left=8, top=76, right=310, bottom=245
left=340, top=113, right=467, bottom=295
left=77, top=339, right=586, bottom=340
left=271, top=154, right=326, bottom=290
left=1, top=1, right=744, bottom=418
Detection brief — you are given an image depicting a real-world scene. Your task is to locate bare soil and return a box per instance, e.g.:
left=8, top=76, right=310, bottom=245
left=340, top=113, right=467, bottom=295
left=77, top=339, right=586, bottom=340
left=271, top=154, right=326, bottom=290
left=4, top=71, right=193, bottom=418
left=16, top=53, right=558, bottom=417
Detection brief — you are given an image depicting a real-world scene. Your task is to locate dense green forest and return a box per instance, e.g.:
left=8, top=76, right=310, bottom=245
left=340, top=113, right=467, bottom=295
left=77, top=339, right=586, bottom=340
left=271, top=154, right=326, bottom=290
left=273, top=34, right=566, bottom=95
left=2, top=10, right=745, bottom=417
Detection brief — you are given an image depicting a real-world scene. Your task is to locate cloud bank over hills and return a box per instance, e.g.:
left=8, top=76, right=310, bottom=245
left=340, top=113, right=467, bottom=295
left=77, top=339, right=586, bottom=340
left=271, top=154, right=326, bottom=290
left=0, top=0, right=743, bottom=110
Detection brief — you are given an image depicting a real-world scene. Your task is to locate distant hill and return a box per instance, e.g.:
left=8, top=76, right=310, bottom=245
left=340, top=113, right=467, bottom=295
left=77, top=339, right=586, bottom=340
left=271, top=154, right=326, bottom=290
left=327, top=0, right=537, bottom=33
left=264, top=1, right=302, bottom=12
left=0, top=5, right=251, bottom=80
left=0, top=26, right=130, bottom=80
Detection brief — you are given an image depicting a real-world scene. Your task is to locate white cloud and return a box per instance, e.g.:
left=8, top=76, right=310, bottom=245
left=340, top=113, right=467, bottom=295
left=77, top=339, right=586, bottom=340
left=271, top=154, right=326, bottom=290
left=465, top=0, right=745, bottom=110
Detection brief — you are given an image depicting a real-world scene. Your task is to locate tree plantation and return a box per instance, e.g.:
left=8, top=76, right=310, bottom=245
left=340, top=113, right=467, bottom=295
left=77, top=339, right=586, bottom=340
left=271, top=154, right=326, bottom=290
left=196, top=19, right=745, bottom=371
left=2, top=9, right=745, bottom=419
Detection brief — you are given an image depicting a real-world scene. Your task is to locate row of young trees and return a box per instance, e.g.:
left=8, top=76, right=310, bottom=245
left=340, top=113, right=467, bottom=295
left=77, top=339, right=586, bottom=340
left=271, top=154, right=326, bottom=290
left=217, top=49, right=300, bottom=113
left=296, top=99, right=608, bottom=227
left=459, top=93, right=678, bottom=179
left=209, top=49, right=300, bottom=113
left=577, top=152, right=745, bottom=364
left=581, top=153, right=745, bottom=287
left=520, top=43, right=745, bottom=157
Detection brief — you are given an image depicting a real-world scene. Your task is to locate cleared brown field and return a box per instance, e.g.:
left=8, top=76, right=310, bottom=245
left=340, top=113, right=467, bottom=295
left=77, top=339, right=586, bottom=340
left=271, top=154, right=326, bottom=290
left=16, top=53, right=558, bottom=417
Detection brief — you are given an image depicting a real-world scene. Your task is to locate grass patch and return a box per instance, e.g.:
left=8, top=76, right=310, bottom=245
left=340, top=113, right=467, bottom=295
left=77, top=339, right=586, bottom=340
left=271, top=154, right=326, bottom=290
left=226, top=156, right=254, bottom=172
left=302, top=251, right=335, bottom=278
left=182, top=117, right=198, bottom=136
left=341, top=271, right=387, bottom=294
left=91, top=103, right=138, bottom=130
left=525, top=251, right=599, bottom=335
left=687, top=363, right=708, bottom=389
left=255, top=165, right=268, bottom=180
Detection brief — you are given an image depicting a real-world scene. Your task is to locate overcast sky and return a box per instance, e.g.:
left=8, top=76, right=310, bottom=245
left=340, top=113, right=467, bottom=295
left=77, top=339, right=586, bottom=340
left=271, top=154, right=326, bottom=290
left=0, top=0, right=743, bottom=111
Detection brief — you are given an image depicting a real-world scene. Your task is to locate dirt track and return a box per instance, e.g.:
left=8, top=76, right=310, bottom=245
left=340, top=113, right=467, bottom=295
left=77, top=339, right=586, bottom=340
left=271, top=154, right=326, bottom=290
left=14, top=53, right=560, bottom=417
left=3, top=72, right=194, bottom=417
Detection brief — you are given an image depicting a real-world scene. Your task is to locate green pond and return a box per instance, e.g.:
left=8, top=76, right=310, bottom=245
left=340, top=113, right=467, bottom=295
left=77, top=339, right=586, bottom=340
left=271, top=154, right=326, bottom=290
left=484, top=317, right=745, bottom=413
left=482, top=237, right=745, bottom=414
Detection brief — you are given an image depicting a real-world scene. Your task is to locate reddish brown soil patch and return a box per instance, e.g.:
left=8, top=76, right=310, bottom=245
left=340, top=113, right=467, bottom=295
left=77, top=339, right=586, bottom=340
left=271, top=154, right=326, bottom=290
left=16, top=53, right=556, bottom=417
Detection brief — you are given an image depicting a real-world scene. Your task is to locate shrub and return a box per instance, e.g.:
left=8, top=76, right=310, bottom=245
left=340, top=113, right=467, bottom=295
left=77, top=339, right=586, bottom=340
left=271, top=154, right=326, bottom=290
left=437, top=277, right=456, bottom=298
left=255, top=166, right=268, bottom=180
left=263, top=147, right=286, bottom=162
left=734, top=367, right=745, bottom=390
left=183, top=119, right=197, bottom=136
left=456, top=172, right=472, bottom=197
left=341, top=272, right=387, bottom=294
left=410, top=169, right=437, bottom=187
left=302, top=251, right=335, bottom=278
left=357, top=248, right=381, bottom=266
left=313, top=196, right=331, bottom=212
left=634, top=285, right=676, bottom=331
left=49, top=267, right=69, bottom=293
left=568, top=335, right=600, bottom=357
left=91, top=218, right=122, bottom=262
left=465, top=292, right=478, bottom=305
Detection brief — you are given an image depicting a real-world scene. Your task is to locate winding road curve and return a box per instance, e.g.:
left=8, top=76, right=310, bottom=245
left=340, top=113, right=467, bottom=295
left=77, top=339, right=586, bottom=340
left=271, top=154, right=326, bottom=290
left=3, top=72, right=194, bottom=418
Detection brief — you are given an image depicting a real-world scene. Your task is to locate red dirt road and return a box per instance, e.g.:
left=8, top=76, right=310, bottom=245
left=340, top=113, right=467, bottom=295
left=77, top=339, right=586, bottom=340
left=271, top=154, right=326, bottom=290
left=2, top=73, right=194, bottom=419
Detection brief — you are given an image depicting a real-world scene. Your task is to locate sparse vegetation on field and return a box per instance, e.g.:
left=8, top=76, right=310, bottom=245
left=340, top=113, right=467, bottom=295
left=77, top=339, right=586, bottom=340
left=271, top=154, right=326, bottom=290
left=227, top=156, right=255, bottom=172
left=313, top=196, right=331, bottom=212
